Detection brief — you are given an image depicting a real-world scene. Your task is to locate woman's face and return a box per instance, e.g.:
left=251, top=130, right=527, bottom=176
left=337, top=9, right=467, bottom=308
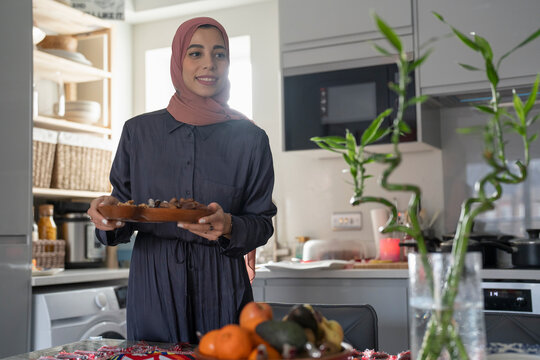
left=182, top=27, right=229, bottom=98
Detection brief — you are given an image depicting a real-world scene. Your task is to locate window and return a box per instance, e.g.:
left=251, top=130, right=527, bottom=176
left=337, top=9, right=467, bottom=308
left=145, top=35, right=252, bottom=118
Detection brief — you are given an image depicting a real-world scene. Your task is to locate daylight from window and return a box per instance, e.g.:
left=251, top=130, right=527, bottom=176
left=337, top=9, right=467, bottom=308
left=145, top=35, right=252, bottom=119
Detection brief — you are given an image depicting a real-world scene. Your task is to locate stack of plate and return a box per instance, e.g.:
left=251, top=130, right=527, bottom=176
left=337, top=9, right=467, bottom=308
left=64, top=101, right=101, bottom=124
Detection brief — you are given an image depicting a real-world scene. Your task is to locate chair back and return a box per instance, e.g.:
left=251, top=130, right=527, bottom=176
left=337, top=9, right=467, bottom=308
left=268, top=303, right=379, bottom=351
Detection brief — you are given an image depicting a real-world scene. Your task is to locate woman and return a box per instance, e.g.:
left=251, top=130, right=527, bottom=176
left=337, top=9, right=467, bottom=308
left=87, top=17, right=276, bottom=343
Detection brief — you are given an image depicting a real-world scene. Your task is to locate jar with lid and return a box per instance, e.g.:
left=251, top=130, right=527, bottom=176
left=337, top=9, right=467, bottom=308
left=38, top=204, right=57, bottom=243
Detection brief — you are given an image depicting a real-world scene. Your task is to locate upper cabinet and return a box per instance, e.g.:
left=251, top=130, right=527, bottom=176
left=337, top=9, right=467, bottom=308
left=279, top=0, right=414, bottom=74
left=416, top=0, right=540, bottom=95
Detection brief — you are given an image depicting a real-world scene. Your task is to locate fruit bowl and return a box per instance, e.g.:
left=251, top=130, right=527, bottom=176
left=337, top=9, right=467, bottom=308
left=193, top=342, right=354, bottom=360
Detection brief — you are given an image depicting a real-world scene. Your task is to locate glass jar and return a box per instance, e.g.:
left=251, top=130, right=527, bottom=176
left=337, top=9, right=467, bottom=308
left=38, top=204, right=57, bottom=242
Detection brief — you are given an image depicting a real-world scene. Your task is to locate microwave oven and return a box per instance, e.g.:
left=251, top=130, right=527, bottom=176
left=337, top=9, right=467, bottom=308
left=283, top=63, right=417, bottom=151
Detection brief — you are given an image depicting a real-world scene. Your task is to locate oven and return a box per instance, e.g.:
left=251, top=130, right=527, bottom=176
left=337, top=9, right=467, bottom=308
left=482, top=281, right=540, bottom=345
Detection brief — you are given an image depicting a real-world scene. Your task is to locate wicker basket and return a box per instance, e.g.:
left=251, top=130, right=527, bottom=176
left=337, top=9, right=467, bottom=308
left=32, top=128, right=58, bottom=188
left=51, top=132, right=112, bottom=192
left=32, top=239, right=66, bottom=269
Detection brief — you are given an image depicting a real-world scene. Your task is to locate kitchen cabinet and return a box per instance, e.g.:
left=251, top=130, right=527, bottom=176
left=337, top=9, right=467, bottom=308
left=33, top=0, right=113, bottom=200
left=416, top=0, right=540, bottom=95
left=252, top=274, right=409, bottom=354
left=279, top=0, right=414, bottom=74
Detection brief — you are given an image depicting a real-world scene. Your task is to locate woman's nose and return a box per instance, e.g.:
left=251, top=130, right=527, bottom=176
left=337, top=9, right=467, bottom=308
left=202, top=56, right=216, bottom=70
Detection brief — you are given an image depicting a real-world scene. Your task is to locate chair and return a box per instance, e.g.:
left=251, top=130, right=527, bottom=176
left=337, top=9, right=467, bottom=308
left=267, top=303, right=379, bottom=351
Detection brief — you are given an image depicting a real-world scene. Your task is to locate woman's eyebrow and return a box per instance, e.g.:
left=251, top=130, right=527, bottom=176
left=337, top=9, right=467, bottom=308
left=186, top=44, right=226, bottom=50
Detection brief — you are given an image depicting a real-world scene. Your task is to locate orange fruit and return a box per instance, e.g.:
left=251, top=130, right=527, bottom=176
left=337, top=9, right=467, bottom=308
left=239, top=302, right=273, bottom=332
left=198, top=329, right=221, bottom=357
left=248, top=344, right=282, bottom=360
left=216, top=324, right=254, bottom=360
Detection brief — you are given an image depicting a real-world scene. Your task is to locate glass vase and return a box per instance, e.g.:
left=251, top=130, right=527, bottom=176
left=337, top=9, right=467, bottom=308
left=408, top=252, right=487, bottom=360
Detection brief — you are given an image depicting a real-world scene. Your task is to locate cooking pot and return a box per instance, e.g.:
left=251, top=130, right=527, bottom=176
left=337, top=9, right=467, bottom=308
left=439, top=233, right=514, bottom=268
left=509, top=229, right=540, bottom=268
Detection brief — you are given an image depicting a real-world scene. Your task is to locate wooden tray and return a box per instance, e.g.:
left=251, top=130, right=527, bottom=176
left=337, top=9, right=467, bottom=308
left=353, top=261, right=409, bottom=269
left=99, top=205, right=213, bottom=223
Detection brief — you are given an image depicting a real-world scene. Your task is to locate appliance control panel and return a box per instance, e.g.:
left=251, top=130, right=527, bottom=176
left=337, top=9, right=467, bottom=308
left=482, top=282, right=540, bottom=314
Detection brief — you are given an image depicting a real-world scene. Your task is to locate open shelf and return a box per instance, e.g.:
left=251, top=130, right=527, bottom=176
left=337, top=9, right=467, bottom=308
left=33, top=0, right=111, bottom=35
left=34, top=50, right=111, bottom=83
left=33, top=187, right=109, bottom=200
left=34, top=115, right=112, bottom=136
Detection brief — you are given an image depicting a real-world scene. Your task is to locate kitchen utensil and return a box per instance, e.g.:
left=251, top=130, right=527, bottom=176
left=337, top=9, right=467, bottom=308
left=40, top=48, right=93, bottom=66
left=439, top=237, right=513, bottom=268
left=38, top=35, right=78, bottom=52
left=56, top=212, right=105, bottom=268
left=302, top=239, right=364, bottom=261
left=509, top=229, right=540, bottom=268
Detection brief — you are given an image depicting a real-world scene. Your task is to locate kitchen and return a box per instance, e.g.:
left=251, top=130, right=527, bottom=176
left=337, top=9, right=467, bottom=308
left=1, top=0, right=540, bottom=359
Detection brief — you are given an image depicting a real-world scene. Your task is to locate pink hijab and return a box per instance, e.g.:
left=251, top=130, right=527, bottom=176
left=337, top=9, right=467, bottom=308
left=166, top=17, right=256, bottom=282
left=166, top=17, right=248, bottom=125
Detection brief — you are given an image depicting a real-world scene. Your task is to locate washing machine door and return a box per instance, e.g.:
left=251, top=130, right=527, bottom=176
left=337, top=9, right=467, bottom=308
left=80, top=321, right=127, bottom=340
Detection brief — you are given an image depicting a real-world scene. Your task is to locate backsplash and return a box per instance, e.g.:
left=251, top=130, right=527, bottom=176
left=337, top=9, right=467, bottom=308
left=441, top=104, right=540, bottom=237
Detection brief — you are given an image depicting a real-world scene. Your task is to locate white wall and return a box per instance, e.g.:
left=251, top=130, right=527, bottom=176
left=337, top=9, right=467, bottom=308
left=130, top=0, right=445, bottom=258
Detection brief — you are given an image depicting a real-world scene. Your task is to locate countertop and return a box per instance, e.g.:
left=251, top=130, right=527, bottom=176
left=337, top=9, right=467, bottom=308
left=254, top=264, right=540, bottom=281
left=31, top=268, right=129, bottom=287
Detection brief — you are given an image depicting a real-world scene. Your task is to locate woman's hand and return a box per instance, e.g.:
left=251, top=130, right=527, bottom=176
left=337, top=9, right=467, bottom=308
left=177, top=202, right=232, bottom=241
left=87, top=195, right=125, bottom=231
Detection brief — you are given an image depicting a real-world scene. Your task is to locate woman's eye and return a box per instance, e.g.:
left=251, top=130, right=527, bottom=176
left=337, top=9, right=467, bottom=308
left=215, top=52, right=227, bottom=59
left=188, top=51, right=201, bottom=57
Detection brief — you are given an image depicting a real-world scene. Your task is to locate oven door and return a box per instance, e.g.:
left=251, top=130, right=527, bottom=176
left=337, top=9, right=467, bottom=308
left=482, top=282, right=540, bottom=344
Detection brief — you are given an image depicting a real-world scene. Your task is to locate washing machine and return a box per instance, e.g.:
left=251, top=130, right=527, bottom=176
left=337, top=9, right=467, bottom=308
left=32, top=284, right=127, bottom=351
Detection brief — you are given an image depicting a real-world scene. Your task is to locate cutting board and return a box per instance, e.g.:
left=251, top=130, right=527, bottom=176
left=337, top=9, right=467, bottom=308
left=353, top=261, right=409, bottom=269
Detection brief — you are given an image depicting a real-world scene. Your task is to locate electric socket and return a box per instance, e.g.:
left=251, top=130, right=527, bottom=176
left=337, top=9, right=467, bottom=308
left=331, top=212, right=362, bottom=230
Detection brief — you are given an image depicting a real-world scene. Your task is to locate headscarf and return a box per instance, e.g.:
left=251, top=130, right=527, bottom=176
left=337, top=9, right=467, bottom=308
left=166, top=17, right=256, bottom=282
left=166, top=17, right=248, bottom=125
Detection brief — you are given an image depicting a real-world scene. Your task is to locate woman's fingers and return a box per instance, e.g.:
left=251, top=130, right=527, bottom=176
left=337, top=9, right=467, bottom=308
left=87, top=196, right=124, bottom=231
left=177, top=203, right=225, bottom=240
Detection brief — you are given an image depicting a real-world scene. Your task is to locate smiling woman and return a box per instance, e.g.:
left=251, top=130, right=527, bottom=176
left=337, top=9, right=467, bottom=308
left=145, top=35, right=252, bottom=117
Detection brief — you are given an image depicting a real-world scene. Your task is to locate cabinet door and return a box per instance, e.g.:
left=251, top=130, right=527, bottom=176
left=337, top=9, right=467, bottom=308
left=279, top=0, right=413, bottom=70
left=260, top=277, right=409, bottom=355
left=417, top=0, right=540, bottom=95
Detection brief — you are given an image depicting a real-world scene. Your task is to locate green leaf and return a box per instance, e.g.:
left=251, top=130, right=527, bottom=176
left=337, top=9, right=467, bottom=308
left=528, top=113, right=540, bottom=126
left=372, top=11, right=402, bottom=52
left=458, top=63, right=481, bottom=71
left=474, top=104, right=496, bottom=114
left=372, top=43, right=392, bottom=56
left=474, top=34, right=493, bottom=61
left=498, top=27, right=540, bottom=69
left=529, top=133, right=538, bottom=143
left=361, top=108, right=392, bottom=145
left=388, top=82, right=404, bottom=95
left=346, top=130, right=357, bottom=159
left=485, top=60, right=499, bottom=88
left=513, top=89, right=525, bottom=122
left=406, top=95, right=430, bottom=107
left=524, top=74, right=540, bottom=114
left=312, top=141, right=339, bottom=153
left=398, top=120, right=411, bottom=134
left=432, top=11, right=444, bottom=22
left=451, top=28, right=482, bottom=52
left=409, top=49, right=433, bottom=72
left=342, top=153, right=354, bottom=166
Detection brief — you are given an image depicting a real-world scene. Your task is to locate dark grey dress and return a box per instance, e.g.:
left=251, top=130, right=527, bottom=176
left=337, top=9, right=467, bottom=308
left=96, top=109, right=276, bottom=343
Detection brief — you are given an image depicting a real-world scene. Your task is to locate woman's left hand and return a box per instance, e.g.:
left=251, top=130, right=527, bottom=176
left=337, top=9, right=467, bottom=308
left=177, top=202, right=232, bottom=241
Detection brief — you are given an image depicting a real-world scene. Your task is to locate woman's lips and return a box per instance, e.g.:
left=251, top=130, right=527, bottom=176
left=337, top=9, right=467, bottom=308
left=196, top=76, right=217, bottom=85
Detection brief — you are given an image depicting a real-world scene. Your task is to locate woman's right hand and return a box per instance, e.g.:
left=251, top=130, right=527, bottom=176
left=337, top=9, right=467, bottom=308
left=87, top=195, right=125, bottom=231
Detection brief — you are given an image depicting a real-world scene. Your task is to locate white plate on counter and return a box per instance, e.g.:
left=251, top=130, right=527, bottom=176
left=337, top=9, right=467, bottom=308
left=262, top=260, right=353, bottom=271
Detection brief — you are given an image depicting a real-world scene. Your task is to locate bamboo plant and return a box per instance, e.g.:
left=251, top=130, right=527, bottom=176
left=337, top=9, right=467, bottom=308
left=312, top=12, right=540, bottom=360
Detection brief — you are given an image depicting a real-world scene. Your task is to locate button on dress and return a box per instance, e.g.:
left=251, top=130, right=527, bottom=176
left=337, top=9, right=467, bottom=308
left=96, top=109, right=277, bottom=343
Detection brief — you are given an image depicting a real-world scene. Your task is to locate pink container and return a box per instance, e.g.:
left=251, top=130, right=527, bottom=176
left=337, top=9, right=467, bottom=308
left=379, top=237, right=401, bottom=261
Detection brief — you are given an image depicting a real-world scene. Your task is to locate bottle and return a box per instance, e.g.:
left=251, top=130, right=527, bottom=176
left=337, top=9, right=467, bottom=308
left=38, top=204, right=57, bottom=251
